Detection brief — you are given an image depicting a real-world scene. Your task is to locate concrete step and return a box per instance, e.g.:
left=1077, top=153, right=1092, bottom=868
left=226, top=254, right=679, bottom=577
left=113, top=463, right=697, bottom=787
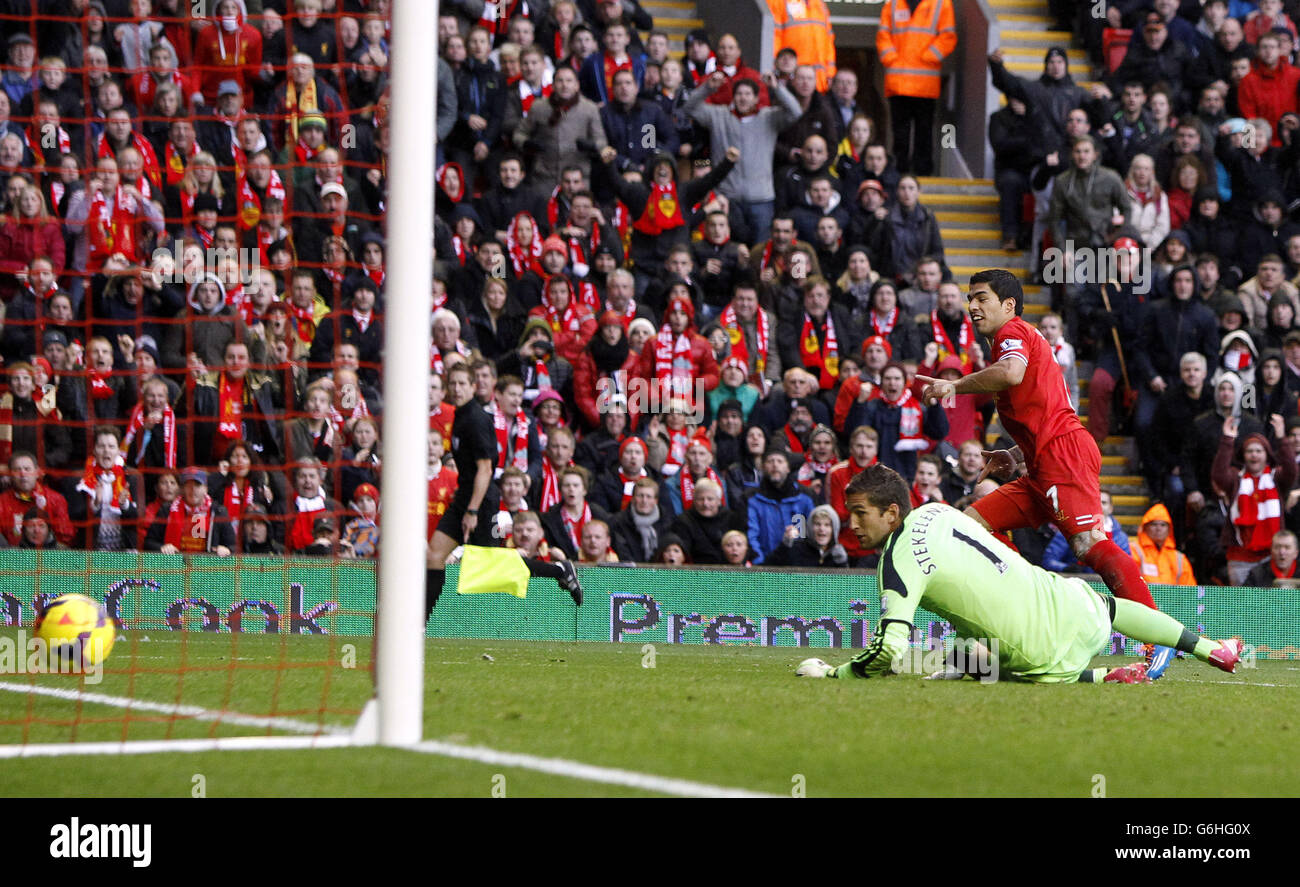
left=996, top=13, right=1057, bottom=26
left=1001, top=48, right=1088, bottom=65
left=947, top=247, right=1032, bottom=259
left=951, top=264, right=1028, bottom=279
left=934, top=210, right=1000, bottom=227
left=991, top=0, right=1053, bottom=7
left=917, top=176, right=994, bottom=192
left=1000, top=28, right=1075, bottom=45
left=945, top=228, right=1004, bottom=242
left=921, top=193, right=999, bottom=207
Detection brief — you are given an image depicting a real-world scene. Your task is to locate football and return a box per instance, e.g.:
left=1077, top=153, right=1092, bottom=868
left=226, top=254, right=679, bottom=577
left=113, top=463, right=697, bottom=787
left=34, top=594, right=116, bottom=669
left=796, top=658, right=834, bottom=678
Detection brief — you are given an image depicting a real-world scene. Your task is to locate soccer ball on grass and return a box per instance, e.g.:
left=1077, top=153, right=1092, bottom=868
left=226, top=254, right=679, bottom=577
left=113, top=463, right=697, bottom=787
left=34, top=594, right=116, bottom=669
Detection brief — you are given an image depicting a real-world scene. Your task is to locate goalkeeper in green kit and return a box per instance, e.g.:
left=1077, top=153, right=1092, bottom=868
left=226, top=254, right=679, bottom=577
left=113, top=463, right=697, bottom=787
left=796, top=465, right=1242, bottom=683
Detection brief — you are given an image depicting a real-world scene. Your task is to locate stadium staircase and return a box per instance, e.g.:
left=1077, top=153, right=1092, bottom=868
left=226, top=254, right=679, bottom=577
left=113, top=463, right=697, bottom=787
left=644, top=0, right=706, bottom=46
left=919, top=174, right=1151, bottom=535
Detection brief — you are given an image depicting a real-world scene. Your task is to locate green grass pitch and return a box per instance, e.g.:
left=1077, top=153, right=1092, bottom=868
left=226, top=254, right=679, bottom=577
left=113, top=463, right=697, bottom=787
left=0, top=630, right=1294, bottom=797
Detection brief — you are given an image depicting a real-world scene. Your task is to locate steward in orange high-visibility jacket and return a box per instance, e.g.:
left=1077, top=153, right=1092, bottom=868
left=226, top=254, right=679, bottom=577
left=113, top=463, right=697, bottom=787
left=1130, top=503, right=1198, bottom=586
left=768, top=0, right=837, bottom=91
left=876, top=0, right=957, bottom=100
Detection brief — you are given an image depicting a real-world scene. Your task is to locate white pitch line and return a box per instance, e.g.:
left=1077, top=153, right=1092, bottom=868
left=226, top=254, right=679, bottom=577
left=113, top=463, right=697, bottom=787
left=0, top=735, right=353, bottom=758
left=406, top=739, right=779, bottom=798
left=0, top=682, right=777, bottom=797
left=0, top=681, right=349, bottom=738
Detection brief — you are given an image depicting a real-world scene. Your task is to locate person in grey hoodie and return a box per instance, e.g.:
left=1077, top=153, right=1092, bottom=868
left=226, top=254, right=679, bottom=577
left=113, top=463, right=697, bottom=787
left=186, top=272, right=247, bottom=369
left=685, top=69, right=801, bottom=248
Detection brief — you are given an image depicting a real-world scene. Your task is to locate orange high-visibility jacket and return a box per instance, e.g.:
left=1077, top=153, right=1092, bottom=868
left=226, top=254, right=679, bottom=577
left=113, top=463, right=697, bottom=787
left=1130, top=503, right=1198, bottom=586
left=876, top=0, right=958, bottom=99
left=769, top=0, right=837, bottom=91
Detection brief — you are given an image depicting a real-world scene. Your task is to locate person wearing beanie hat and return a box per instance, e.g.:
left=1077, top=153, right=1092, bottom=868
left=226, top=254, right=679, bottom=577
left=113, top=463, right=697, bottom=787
left=662, top=429, right=726, bottom=516
left=572, top=307, right=639, bottom=430
left=1183, top=187, right=1237, bottom=274
left=707, top=354, right=760, bottom=423
left=341, top=482, right=381, bottom=559
left=591, top=434, right=658, bottom=513
left=499, top=318, right=575, bottom=409
left=636, top=285, right=721, bottom=414
left=19, top=504, right=62, bottom=549
left=527, top=272, right=597, bottom=364
left=988, top=42, right=1089, bottom=165
left=238, top=502, right=286, bottom=555
left=745, top=443, right=815, bottom=563
left=627, top=316, right=657, bottom=351
left=683, top=29, right=716, bottom=88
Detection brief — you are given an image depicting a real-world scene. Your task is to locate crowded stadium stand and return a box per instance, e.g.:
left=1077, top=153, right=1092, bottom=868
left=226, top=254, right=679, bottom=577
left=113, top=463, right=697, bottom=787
left=0, top=0, right=1297, bottom=590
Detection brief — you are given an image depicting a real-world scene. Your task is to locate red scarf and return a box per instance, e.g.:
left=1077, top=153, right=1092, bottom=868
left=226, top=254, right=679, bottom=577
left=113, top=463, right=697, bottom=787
left=25, top=123, right=70, bottom=156
left=518, top=74, right=552, bottom=116
left=797, top=457, right=835, bottom=487
left=493, top=402, right=530, bottom=471
left=506, top=213, right=544, bottom=277
left=236, top=169, right=286, bottom=231
left=607, top=297, right=638, bottom=328
left=1272, top=559, right=1297, bottom=579
left=88, top=368, right=115, bottom=401
left=224, top=478, right=254, bottom=526
left=542, top=286, right=583, bottom=334
left=662, top=427, right=690, bottom=475
left=77, top=456, right=130, bottom=510
left=96, top=131, right=161, bottom=192
left=540, top=458, right=567, bottom=512
left=618, top=467, right=647, bottom=508
left=614, top=200, right=631, bottom=255
left=477, top=0, right=529, bottom=38
left=720, top=304, right=768, bottom=381
left=430, top=340, right=472, bottom=374
left=931, top=310, right=977, bottom=372
left=217, top=373, right=244, bottom=441
left=882, top=387, right=927, bottom=452
left=289, top=494, right=327, bottom=551
left=123, top=402, right=177, bottom=468
left=293, top=137, right=325, bottom=165
left=450, top=235, right=468, bottom=267
left=547, top=186, right=566, bottom=230
left=654, top=324, right=694, bottom=399
left=560, top=501, right=592, bottom=551
left=1231, top=468, right=1282, bottom=554
left=566, top=224, right=600, bottom=276
left=784, top=425, right=805, bottom=454
left=165, top=139, right=200, bottom=187
left=88, top=186, right=143, bottom=268
left=871, top=306, right=898, bottom=338
left=164, top=495, right=214, bottom=552
left=909, top=483, right=944, bottom=507
left=632, top=181, right=685, bottom=236
left=679, top=467, right=721, bottom=511
left=800, top=312, right=840, bottom=389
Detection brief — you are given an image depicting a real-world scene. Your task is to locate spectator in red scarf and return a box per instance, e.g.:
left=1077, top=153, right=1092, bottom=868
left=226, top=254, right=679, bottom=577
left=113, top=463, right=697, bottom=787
left=1213, top=416, right=1297, bottom=584
left=74, top=426, right=141, bottom=551
left=0, top=451, right=73, bottom=547
left=914, top=353, right=989, bottom=448
left=192, top=339, right=285, bottom=466
left=529, top=420, right=575, bottom=512
left=827, top=425, right=879, bottom=561
left=541, top=464, right=610, bottom=559
left=706, top=34, right=768, bottom=107
left=843, top=361, right=947, bottom=479
left=1246, top=529, right=1300, bottom=585
left=637, top=290, right=719, bottom=413
left=144, top=466, right=235, bottom=556
left=0, top=361, right=71, bottom=473
left=122, top=376, right=181, bottom=472
left=528, top=272, right=597, bottom=363
left=208, top=438, right=281, bottom=540
left=663, top=430, right=727, bottom=516
left=65, top=155, right=165, bottom=277
left=778, top=276, right=859, bottom=403
left=285, top=457, right=342, bottom=553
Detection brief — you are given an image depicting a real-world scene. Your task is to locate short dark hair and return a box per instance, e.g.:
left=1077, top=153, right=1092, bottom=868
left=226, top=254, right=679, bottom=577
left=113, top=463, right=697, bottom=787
left=969, top=268, right=1024, bottom=316
left=733, top=77, right=759, bottom=97
left=844, top=463, right=912, bottom=518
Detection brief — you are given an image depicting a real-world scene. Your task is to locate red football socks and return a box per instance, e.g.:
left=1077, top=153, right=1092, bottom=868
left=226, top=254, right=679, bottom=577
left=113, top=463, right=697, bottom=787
left=1082, top=539, right=1157, bottom=609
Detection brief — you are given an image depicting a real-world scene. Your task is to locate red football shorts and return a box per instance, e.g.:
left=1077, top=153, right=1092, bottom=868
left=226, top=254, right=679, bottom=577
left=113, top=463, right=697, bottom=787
left=972, top=428, right=1103, bottom=538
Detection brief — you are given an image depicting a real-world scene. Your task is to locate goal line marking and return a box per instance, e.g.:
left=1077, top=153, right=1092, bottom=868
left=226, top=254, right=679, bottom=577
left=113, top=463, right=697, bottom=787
left=0, top=683, right=777, bottom=797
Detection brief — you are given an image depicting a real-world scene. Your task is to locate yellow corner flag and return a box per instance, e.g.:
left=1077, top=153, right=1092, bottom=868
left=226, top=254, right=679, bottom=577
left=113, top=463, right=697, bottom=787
left=456, top=545, right=530, bottom=598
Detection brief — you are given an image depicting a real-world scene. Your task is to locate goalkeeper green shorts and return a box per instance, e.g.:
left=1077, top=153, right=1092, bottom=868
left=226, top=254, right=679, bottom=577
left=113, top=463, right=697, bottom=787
left=1013, top=579, right=1114, bottom=684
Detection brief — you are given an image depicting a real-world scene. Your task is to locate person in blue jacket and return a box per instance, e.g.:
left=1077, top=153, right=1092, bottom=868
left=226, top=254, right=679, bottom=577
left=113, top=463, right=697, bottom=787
left=746, top=446, right=815, bottom=563
left=1041, top=489, right=1132, bottom=571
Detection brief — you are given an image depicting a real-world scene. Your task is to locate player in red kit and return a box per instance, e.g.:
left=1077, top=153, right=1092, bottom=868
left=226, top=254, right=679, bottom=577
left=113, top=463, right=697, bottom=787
left=916, top=269, right=1178, bottom=676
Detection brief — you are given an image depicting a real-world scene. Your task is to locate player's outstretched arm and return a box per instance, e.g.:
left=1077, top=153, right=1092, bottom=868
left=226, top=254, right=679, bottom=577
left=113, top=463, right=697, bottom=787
left=917, top=358, right=1025, bottom=406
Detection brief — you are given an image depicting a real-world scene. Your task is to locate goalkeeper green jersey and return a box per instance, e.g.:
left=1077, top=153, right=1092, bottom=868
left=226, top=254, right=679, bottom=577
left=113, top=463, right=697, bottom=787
left=842, top=503, right=1113, bottom=683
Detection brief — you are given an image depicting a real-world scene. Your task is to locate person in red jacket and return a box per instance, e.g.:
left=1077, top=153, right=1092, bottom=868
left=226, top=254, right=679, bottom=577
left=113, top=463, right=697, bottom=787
left=528, top=273, right=597, bottom=364
left=637, top=290, right=720, bottom=415
left=192, top=0, right=265, bottom=107
left=1238, top=33, right=1300, bottom=145
left=827, top=425, right=878, bottom=563
left=0, top=451, right=73, bottom=547
left=573, top=310, right=641, bottom=430
left=0, top=183, right=64, bottom=273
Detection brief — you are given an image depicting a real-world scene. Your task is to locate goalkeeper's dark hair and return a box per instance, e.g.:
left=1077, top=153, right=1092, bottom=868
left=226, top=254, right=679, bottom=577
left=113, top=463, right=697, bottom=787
left=969, top=268, right=1024, bottom=316
left=844, top=463, right=912, bottom=519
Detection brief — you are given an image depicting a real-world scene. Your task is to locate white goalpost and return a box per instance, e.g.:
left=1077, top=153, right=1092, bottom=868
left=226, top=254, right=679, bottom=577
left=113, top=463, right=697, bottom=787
left=371, top=0, right=438, bottom=747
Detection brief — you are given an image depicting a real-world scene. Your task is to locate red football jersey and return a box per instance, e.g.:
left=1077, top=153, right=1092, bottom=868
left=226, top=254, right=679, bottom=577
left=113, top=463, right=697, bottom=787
left=989, top=316, right=1083, bottom=470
